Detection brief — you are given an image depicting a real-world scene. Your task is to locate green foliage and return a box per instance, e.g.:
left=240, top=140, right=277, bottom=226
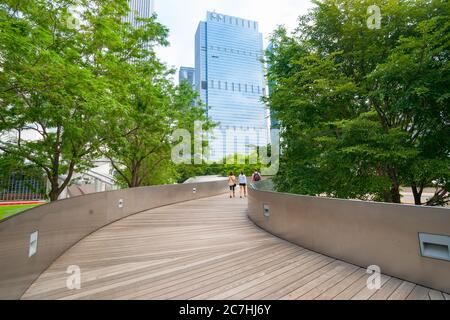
left=267, top=0, right=450, bottom=205
left=100, top=50, right=212, bottom=188
left=175, top=153, right=265, bottom=183
left=0, top=0, right=129, bottom=200
left=0, top=0, right=210, bottom=198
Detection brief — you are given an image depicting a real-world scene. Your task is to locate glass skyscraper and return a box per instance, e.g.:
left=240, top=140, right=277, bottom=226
left=266, top=42, right=279, bottom=129
left=195, top=12, right=269, bottom=160
left=179, top=67, right=196, bottom=87
left=123, top=0, right=154, bottom=26
left=122, top=1, right=155, bottom=53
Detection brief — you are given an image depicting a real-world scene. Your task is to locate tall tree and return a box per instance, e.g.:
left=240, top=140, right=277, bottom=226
left=266, top=0, right=449, bottom=205
left=0, top=0, right=175, bottom=200
left=368, top=8, right=450, bottom=205
left=1, top=0, right=110, bottom=200
left=103, top=75, right=211, bottom=188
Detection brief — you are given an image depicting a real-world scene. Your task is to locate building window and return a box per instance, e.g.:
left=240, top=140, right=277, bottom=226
left=211, top=80, right=214, bottom=88
left=245, top=84, right=248, bottom=92
left=201, top=81, right=207, bottom=90
left=225, top=82, right=228, bottom=90
left=238, top=83, right=241, bottom=92
left=218, top=81, right=221, bottom=89
left=232, top=83, right=235, bottom=91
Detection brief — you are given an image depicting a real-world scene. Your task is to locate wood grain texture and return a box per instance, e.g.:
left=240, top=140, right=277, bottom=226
left=22, top=195, right=446, bottom=300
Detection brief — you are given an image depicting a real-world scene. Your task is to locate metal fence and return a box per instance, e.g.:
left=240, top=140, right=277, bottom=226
left=0, top=173, right=46, bottom=201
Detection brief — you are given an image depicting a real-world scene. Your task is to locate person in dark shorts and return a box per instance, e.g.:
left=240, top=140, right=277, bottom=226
left=238, top=171, right=248, bottom=198
left=228, top=172, right=237, bottom=198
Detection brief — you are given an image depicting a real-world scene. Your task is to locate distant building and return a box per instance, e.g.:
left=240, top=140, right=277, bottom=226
left=195, top=12, right=269, bottom=160
left=123, top=0, right=155, bottom=52
left=179, top=67, right=196, bottom=87
left=266, top=42, right=278, bottom=129
left=123, top=0, right=155, bottom=26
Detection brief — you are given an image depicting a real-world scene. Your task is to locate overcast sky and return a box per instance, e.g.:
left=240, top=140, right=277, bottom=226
left=153, top=0, right=314, bottom=82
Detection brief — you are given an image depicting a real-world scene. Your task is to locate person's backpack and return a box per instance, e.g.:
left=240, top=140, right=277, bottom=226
left=254, top=172, right=261, bottom=182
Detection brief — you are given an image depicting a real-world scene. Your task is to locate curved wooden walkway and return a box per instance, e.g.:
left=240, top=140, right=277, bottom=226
left=22, top=195, right=448, bottom=300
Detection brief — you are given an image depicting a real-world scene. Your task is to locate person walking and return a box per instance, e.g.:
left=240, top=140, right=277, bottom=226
left=238, top=171, right=248, bottom=198
left=252, top=169, right=262, bottom=183
left=228, top=172, right=237, bottom=198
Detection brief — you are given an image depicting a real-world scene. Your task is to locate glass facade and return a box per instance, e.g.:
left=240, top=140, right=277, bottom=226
left=179, top=66, right=195, bottom=87
left=266, top=42, right=279, bottom=129
left=123, top=0, right=154, bottom=26
left=122, top=1, right=155, bottom=52
left=195, top=12, right=269, bottom=160
left=0, top=172, right=46, bottom=201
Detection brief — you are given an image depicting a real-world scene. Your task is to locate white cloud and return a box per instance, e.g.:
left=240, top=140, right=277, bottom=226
left=153, top=0, right=314, bottom=82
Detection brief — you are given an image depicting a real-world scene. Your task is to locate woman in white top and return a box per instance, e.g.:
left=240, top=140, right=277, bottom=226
left=238, top=171, right=248, bottom=198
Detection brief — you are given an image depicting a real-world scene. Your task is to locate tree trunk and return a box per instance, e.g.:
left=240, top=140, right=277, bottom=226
left=390, top=185, right=402, bottom=204
left=129, top=161, right=142, bottom=188
left=48, top=178, right=60, bottom=202
left=48, top=126, right=62, bottom=201
left=411, top=183, right=423, bottom=206
left=48, top=161, right=75, bottom=202
left=387, top=165, right=401, bottom=204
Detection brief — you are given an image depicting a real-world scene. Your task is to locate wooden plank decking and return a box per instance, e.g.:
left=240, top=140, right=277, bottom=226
left=22, top=195, right=448, bottom=300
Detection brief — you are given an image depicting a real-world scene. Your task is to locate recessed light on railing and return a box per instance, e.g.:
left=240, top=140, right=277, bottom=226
left=419, top=233, right=450, bottom=262
left=263, top=204, right=270, bottom=217
left=29, top=231, right=38, bottom=258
